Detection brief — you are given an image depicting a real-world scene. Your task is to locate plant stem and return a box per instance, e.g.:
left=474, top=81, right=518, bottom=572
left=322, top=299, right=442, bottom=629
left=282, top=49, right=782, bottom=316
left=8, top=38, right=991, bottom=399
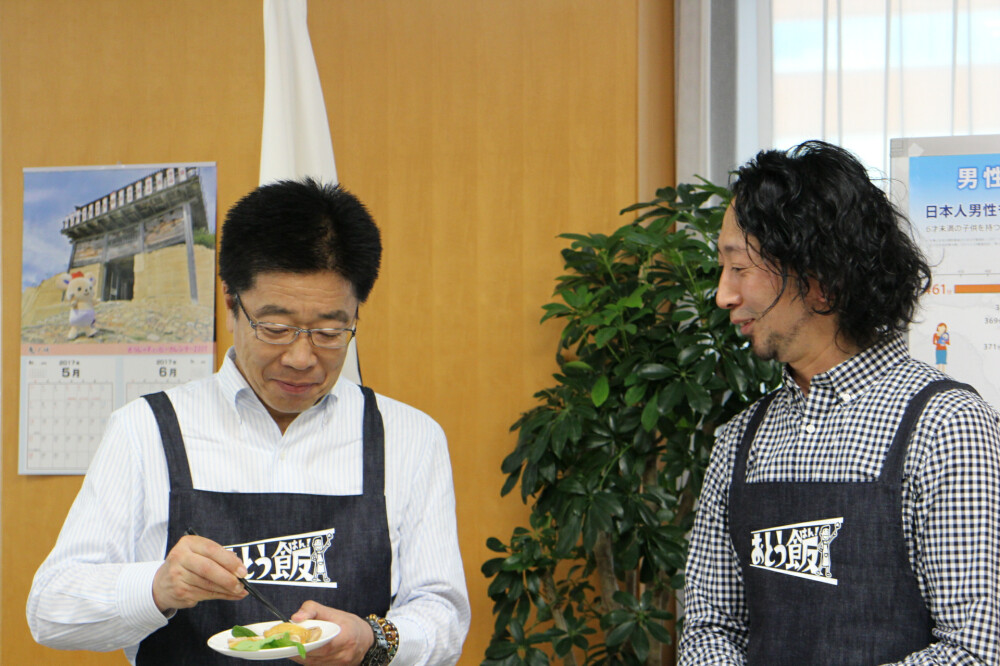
left=673, top=487, right=695, bottom=529
left=594, top=531, right=620, bottom=613
left=541, top=572, right=580, bottom=666
left=646, top=583, right=672, bottom=666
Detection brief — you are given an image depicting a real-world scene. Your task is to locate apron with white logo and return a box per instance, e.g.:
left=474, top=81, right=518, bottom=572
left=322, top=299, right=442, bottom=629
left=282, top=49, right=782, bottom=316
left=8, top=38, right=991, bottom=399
left=728, top=379, right=972, bottom=664
left=135, top=386, right=391, bottom=665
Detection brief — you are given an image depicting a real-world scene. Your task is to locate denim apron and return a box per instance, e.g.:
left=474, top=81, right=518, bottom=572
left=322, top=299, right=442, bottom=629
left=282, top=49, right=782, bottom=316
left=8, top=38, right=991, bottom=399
left=135, top=386, right=391, bottom=665
left=728, top=379, right=972, bottom=664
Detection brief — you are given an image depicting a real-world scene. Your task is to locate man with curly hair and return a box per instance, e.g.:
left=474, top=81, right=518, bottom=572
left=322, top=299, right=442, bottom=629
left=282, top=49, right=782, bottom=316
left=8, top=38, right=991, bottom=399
left=679, top=141, right=999, bottom=664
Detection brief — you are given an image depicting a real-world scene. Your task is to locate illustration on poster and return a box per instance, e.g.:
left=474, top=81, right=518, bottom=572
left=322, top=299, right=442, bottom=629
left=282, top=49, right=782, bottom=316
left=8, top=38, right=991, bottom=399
left=934, top=322, right=951, bottom=370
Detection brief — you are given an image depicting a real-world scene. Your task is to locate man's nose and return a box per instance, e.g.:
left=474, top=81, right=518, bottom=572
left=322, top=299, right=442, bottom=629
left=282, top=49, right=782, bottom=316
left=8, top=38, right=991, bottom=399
left=716, top=271, right=739, bottom=310
left=281, top=333, right=318, bottom=368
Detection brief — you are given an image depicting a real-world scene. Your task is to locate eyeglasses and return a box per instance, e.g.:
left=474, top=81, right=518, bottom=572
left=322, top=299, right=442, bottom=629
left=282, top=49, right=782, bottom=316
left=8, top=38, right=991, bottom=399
left=234, top=295, right=356, bottom=349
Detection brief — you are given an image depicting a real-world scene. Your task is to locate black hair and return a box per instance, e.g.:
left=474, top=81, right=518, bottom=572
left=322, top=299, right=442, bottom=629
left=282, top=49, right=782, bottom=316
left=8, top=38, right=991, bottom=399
left=218, top=178, right=382, bottom=303
left=730, top=140, right=931, bottom=349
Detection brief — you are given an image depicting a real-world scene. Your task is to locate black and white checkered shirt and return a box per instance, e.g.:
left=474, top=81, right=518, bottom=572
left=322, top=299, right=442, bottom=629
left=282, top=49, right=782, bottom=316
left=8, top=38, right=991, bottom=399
left=678, top=335, right=1000, bottom=665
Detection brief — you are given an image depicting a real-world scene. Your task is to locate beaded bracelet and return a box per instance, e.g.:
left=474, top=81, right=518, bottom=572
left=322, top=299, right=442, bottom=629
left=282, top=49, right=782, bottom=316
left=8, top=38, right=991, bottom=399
left=367, top=614, right=399, bottom=661
left=361, top=614, right=399, bottom=665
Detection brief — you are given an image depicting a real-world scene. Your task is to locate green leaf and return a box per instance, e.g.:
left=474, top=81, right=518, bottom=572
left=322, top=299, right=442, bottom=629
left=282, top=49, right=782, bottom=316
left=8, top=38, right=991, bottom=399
left=594, top=326, right=618, bottom=348
left=605, top=620, right=635, bottom=647
left=554, top=636, right=576, bottom=657
left=683, top=381, right=713, bottom=414
left=481, top=557, right=506, bottom=577
left=636, top=363, right=672, bottom=380
left=612, top=590, right=640, bottom=610
left=581, top=514, right=601, bottom=551
left=591, top=375, right=610, bottom=407
left=677, top=344, right=704, bottom=366
left=603, top=609, right=632, bottom=625
left=647, top=621, right=674, bottom=644
left=641, top=399, right=659, bottom=432
left=670, top=308, right=697, bottom=322
left=501, top=449, right=526, bottom=475
left=723, top=355, right=749, bottom=394
left=560, top=477, right=587, bottom=495
left=230, top=625, right=258, bottom=638
left=657, top=382, right=684, bottom=414
left=592, top=492, right=625, bottom=518
left=631, top=625, right=650, bottom=660
left=525, top=647, right=550, bottom=666
left=500, top=470, right=521, bottom=497
left=619, top=201, right=651, bottom=213
left=491, top=655, right=523, bottom=666
left=556, top=512, right=582, bottom=556
left=485, top=641, right=519, bottom=659
left=621, top=286, right=647, bottom=308
left=540, top=303, right=572, bottom=321
left=486, top=537, right=508, bottom=553
left=624, top=384, right=646, bottom=406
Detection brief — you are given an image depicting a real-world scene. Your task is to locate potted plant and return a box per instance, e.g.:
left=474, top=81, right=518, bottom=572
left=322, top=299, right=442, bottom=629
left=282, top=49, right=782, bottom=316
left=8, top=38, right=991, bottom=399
left=482, top=180, right=779, bottom=666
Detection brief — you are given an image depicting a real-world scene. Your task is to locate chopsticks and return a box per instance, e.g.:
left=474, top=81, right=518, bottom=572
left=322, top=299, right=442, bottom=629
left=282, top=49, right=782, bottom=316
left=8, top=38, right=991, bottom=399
left=185, top=527, right=292, bottom=623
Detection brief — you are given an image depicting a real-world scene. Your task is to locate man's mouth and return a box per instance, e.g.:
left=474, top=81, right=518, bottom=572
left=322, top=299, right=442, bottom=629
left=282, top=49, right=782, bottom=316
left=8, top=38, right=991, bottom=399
left=273, top=379, right=316, bottom=394
left=733, top=318, right=754, bottom=337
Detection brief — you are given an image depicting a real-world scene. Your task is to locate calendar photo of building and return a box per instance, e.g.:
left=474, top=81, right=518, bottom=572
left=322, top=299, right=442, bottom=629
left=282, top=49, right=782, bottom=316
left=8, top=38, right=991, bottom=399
left=20, top=163, right=217, bottom=346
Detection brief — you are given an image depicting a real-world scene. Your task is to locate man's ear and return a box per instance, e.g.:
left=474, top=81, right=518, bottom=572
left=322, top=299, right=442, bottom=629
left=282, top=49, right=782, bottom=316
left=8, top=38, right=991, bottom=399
left=803, top=276, right=833, bottom=309
left=222, top=284, right=236, bottom=310
left=222, top=286, right=238, bottom=335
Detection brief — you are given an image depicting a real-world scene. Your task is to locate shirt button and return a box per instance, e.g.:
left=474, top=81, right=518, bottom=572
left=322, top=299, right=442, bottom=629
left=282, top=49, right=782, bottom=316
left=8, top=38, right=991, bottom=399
left=840, top=391, right=853, bottom=402
left=804, top=423, right=816, bottom=434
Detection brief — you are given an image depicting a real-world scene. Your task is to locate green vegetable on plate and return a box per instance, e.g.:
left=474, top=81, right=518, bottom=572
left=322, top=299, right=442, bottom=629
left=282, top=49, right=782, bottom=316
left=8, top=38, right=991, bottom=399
left=228, top=625, right=307, bottom=659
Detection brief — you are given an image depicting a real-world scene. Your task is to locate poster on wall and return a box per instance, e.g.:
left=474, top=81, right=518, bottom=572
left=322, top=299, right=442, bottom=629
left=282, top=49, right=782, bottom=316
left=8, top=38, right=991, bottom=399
left=19, top=163, right=218, bottom=474
left=891, top=135, right=1000, bottom=409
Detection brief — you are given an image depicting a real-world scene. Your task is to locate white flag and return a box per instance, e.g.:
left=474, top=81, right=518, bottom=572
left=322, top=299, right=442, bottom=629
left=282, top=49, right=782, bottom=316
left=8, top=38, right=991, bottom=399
left=260, top=0, right=361, bottom=384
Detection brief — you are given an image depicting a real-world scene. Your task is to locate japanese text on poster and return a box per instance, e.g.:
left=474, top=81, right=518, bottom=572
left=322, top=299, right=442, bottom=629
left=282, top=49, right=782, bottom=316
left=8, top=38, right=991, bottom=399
left=892, top=136, right=1000, bottom=409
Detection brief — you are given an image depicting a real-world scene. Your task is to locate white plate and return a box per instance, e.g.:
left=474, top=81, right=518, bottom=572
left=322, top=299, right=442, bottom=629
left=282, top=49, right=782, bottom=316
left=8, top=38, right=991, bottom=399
left=207, top=620, right=340, bottom=660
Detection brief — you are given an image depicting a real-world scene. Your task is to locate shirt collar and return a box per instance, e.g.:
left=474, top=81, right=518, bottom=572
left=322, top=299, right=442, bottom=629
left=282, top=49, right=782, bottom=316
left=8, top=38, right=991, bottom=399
left=217, top=348, right=248, bottom=409
left=217, top=346, right=342, bottom=419
left=779, top=333, right=909, bottom=405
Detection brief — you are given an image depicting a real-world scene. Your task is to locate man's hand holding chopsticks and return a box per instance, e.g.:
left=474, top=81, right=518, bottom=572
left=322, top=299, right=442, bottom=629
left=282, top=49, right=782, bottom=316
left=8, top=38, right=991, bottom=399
left=152, top=532, right=248, bottom=613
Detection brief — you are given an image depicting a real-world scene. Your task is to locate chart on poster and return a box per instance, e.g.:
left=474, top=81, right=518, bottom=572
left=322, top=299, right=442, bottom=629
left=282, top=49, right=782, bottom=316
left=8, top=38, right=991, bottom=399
left=891, top=135, right=1000, bottom=409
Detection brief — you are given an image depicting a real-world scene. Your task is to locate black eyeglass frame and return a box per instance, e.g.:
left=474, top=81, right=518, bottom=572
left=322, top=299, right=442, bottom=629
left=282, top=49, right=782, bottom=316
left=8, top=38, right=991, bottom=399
left=233, top=294, right=357, bottom=349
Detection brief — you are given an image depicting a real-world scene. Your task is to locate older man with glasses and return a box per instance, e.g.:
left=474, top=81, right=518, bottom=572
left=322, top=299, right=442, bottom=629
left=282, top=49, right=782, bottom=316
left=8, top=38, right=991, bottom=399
left=28, top=179, right=471, bottom=666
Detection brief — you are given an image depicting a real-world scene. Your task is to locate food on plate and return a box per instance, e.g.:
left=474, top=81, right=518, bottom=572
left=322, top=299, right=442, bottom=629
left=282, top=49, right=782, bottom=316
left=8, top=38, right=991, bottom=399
left=227, top=634, right=267, bottom=649
left=226, top=623, right=320, bottom=658
left=264, top=622, right=323, bottom=644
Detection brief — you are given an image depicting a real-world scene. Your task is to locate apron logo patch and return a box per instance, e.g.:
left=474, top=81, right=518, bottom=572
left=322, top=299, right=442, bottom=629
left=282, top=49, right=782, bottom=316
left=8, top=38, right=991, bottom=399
left=225, top=528, right=337, bottom=588
left=750, top=517, right=842, bottom=585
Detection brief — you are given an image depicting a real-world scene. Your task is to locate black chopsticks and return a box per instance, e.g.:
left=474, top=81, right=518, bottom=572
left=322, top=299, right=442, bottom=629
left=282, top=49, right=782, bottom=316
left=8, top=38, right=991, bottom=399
left=185, top=527, right=292, bottom=623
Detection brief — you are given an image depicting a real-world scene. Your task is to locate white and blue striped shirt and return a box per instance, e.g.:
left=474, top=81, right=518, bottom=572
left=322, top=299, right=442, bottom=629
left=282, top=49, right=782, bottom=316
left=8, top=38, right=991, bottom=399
left=27, top=348, right=470, bottom=665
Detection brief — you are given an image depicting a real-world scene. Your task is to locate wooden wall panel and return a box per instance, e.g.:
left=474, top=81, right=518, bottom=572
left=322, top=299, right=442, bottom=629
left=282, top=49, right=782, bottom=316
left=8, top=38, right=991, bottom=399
left=1, top=1, right=673, bottom=663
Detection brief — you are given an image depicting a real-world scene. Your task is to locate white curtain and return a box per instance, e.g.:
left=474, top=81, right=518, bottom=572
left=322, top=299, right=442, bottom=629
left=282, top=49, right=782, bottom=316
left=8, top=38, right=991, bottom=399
left=770, top=0, right=1000, bottom=176
left=261, top=0, right=362, bottom=384
left=675, top=0, right=740, bottom=186
left=679, top=0, right=1000, bottom=182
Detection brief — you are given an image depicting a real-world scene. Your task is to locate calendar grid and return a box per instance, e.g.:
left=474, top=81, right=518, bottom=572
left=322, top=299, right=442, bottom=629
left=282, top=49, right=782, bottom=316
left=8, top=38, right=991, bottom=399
left=19, top=353, right=214, bottom=474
